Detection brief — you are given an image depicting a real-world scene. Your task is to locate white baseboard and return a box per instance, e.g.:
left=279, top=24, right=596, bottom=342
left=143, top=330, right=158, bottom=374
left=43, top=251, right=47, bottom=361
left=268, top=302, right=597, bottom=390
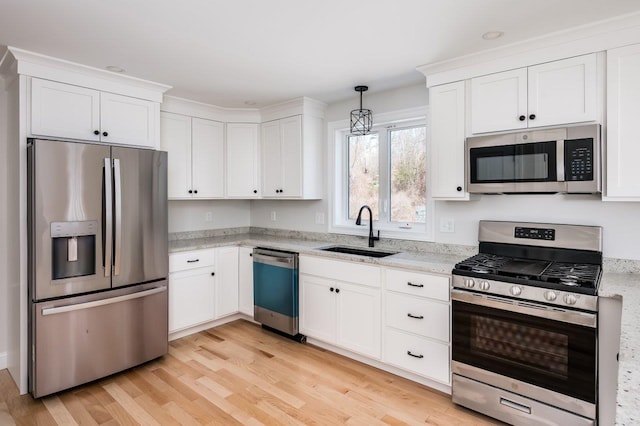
left=0, top=351, right=7, bottom=370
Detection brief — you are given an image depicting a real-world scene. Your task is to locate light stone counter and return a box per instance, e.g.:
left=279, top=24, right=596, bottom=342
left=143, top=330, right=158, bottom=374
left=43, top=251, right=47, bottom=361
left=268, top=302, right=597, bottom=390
left=168, top=232, right=467, bottom=275
left=599, top=273, right=640, bottom=426
left=169, top=227, right=639, bottom=424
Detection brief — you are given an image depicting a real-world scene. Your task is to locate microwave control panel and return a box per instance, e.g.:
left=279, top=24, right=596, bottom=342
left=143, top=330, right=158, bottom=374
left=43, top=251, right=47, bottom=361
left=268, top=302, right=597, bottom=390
left=565, top=138, right=594, bottom=181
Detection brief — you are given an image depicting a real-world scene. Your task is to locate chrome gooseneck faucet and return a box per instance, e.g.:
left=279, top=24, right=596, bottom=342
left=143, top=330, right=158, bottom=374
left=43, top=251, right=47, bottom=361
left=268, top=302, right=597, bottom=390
left=355, top=205, right=380, bottom=247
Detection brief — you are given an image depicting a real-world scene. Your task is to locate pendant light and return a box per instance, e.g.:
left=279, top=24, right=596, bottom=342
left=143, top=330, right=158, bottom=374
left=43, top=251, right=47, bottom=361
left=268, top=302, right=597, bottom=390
left=350, top=85, right=372, bottom=135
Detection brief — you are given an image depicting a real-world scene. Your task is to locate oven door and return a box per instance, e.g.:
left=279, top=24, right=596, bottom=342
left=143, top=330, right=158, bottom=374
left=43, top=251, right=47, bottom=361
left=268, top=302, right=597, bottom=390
left=452, top=289, right=597, bottom=416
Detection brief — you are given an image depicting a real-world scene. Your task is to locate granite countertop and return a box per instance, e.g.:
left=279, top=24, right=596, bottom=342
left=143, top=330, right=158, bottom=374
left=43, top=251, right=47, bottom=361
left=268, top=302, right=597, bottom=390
left=169, top=233, right=465, bottom=275
left=169, top=231, right=639, bottom=425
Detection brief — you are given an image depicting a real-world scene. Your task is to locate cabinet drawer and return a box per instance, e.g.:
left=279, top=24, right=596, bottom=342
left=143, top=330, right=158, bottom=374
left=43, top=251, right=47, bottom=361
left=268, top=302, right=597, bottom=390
left=300, top=256, right=380, bottom=288
left=385, top=268, right=449, bottom=301
left=384, top=328, right=450, bottom=384
left=385, top=292, right=449, bottom=342
left=169, top=249, right=216, bottom=272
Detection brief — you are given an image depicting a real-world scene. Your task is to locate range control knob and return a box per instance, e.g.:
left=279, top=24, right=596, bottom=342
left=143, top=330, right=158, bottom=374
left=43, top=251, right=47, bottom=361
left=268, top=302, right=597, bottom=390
left=479, top=281, right=490, bottom=291
left=544, top=291, right=558, bottom=302
left=464, top=278, right=475, bottom=289
left=564, top=294, right=577, bottom=305
left=509, top=286, right=522, bottom=297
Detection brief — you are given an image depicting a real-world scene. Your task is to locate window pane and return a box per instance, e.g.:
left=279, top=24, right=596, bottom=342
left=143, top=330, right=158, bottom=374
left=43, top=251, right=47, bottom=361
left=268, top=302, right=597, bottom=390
left=348, top=134, right=379, bottom=220
left=390, top=127, right=426, bottom=223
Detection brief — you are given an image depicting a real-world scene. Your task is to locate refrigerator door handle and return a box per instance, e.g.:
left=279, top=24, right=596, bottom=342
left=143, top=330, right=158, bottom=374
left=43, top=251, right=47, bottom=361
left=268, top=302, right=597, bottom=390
left=103, top=158, right=112, bottom=278
left=41, top=286, right=167, bottom=316
left=113, top=158, right=122, bottom=276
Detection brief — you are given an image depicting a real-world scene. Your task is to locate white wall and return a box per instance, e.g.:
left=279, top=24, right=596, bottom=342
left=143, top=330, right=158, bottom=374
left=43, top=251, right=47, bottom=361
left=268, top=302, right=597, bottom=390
left=0, top=80, right=7, bottom=367
left=168, top=200, right=251, bottom=233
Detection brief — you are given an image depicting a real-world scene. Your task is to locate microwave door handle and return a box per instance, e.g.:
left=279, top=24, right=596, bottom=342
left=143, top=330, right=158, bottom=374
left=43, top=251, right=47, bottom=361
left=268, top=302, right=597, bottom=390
left=103, top=158, right=112, bottom=278
left=557, top=139, right=565, bottom=181
left=113, top=158, right=122, bottom=277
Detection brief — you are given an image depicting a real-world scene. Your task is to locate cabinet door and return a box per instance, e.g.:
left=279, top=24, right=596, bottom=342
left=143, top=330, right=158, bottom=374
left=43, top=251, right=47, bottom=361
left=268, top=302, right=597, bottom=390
left=100, top=92, right=158, bottom=148
left=192, top=118, right=224, bottom=198
left=335, top=281, right=381, bottom=359
left=227, top=123, right=260, bottom=197
left=160, top=112, right=192, bottom=199
left=471, top=68, right=528, bottom=134
left=300, top=274, right=335, bottom=343
left=30, top=78, right=101, bottom=141
left=215, top=247, right=239, bottom=318
left=238, top=247, right=254, bottom=316
left=279, top=115, right=303, bottom=197
left=168, top=267, right=215, bottom=333
left=430, top=82, right=469, bottom=199
left=606, top=44, right=640, bottom=199
left=261, top=120, right=282, bottom=197
left=528, top=54, right=597, bottom=128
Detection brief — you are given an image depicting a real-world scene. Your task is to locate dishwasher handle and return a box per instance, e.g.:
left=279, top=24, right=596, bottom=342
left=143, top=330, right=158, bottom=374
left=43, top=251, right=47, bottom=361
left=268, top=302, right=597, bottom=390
left=253, top=248, right=298, bottom=269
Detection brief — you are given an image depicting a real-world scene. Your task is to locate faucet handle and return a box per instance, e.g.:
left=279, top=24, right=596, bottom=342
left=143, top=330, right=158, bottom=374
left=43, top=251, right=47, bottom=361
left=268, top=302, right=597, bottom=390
left=373, top=230, right=380, bottom=241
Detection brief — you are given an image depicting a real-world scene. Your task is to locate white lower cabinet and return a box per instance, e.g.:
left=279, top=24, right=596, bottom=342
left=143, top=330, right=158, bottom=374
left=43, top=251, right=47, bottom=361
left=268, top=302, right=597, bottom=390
left=169, top=246, right=241, bottom=334
left=238, top=246, right=255, bottom=316
left=383, top=268, right=451, bottom=384
left=299, top=256, right=381, bottom=359
left=169, top=249, right=216, bottom=333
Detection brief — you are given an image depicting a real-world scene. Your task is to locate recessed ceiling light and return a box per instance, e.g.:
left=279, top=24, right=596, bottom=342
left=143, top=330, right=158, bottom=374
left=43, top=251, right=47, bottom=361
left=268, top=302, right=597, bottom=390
left=244, top=101, right=257, bottom=106
left=105, top=65, right=125, bottom=73
left=482, top=31, right=504, bottom=40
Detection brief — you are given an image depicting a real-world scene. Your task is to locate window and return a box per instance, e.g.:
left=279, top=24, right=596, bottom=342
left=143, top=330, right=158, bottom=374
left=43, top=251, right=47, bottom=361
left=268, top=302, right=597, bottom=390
left=331, top=109, right=432, bottom=241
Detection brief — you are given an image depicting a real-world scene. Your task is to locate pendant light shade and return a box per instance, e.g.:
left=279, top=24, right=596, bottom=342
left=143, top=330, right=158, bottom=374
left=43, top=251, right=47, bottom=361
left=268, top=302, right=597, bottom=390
left=350, top=85, right=372, bottom=135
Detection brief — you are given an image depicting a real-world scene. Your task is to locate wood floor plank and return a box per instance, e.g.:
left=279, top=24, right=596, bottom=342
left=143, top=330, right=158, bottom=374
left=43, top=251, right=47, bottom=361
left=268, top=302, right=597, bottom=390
left=0, top=320, right=503, bottom=425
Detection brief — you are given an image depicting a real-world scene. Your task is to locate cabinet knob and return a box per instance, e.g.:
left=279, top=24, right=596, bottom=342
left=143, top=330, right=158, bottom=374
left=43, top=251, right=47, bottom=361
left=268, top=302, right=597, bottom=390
left=518, top=115, right=526, bottom=121
left=330, top=287, right=334, bottom=292
left=253, top=190, right=258, bottom=194
left=456, top=186, right=462, bottom=192
left=102, top=131, right=109, bottom=137
left=188, top=190, right=193, bottom=194
left=211, top=272, right=215, bottom=276
left=249, top=253, right=253, bottom=257
left=93, top=130, right=100, bottom=135
left=335, top=288, right=340, bottom=293
left=194, top=190, right=198, bottom=194
left=529, top=114, right=536, bottom=120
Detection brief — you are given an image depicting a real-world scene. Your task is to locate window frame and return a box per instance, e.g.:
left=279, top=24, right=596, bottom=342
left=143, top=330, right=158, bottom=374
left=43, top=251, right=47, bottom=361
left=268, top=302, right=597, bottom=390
left=328, top=106, right=434, bottom=242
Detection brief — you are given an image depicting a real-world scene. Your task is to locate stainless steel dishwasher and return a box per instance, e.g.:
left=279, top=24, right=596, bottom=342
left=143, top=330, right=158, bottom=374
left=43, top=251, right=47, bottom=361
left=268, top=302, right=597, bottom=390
left=253, top=247, right=305, bottom=342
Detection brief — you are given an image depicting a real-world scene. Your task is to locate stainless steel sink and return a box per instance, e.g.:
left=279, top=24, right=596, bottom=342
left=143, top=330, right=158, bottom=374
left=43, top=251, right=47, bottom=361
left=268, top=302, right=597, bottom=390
left=319, top=246, right=397, bottom=258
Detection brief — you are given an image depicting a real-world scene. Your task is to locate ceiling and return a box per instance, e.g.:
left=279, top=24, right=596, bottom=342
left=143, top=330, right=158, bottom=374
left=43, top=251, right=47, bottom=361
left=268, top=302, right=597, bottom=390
left=1, top=0, right=639, bottom=108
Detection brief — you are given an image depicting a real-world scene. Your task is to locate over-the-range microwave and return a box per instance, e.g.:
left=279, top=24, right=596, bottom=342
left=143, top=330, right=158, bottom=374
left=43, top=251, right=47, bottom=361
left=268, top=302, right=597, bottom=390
left=466, top=124, right=601, bottom=194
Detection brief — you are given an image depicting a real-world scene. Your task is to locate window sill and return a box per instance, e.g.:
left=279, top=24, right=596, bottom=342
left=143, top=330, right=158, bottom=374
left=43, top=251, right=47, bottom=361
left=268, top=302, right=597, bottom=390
left=329, top=223, right=433, bottom=243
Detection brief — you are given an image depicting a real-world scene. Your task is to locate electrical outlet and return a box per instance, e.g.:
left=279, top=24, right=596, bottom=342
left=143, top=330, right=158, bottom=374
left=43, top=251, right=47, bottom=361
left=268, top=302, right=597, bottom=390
left=204, top=211, right=213, bottom=222
left=440, top=217, right=455, bottom=233
left=315, top=212, right=325, bottom=225
left=270, top=211, right=277, bottom=221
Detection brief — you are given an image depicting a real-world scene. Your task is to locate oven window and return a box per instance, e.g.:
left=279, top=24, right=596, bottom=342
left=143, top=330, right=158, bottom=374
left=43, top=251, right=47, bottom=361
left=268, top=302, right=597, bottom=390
left=472, top=316, right=568, bottom=378
left=470, top=141, right=557, bottom=183
left=453, top=299, right=596, bottom=403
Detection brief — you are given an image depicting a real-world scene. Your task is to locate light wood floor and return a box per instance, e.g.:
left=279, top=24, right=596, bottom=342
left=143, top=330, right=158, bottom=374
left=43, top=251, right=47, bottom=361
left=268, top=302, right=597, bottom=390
left=0, top=320, right=503, bottom=425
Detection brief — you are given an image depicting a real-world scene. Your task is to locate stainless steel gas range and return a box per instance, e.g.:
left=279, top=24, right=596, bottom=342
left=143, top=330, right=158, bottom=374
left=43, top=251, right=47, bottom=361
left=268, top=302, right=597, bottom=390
left=451, top=221, right=608, bottom=426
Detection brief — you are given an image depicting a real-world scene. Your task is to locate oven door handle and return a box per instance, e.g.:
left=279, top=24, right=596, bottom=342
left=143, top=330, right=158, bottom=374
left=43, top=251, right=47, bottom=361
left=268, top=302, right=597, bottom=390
left=451, top=289, right=597, bottom=328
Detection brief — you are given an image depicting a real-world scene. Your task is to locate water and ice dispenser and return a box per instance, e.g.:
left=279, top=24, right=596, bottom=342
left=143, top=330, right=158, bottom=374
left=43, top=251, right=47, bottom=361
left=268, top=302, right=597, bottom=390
left=51, top=221, right=98, bottom=280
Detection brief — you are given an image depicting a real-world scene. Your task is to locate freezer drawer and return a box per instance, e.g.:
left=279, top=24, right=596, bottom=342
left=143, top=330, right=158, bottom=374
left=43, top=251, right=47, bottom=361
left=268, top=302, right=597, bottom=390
left=30, top=282, right=168, bottom=398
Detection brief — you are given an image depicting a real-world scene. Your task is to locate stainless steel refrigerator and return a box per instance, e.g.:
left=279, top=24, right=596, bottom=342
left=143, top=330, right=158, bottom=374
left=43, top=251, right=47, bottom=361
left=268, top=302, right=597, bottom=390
left=27, top=138, right=169, bottom=398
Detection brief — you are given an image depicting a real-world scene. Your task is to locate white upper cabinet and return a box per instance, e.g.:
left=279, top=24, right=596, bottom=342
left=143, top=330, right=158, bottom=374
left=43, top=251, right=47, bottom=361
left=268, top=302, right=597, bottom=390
left=226, top=123, right=260, bottom=198
left=30, top=78, right=158, bottom=148
left=429, top=81, right=469, bottom=200
left=605, top=43, right=640, bottom=200
left=160, top=112, right=224, bottom=199
left=262, top=116, right=303, bottom=198
left=470, top=54, right=598, bottom=134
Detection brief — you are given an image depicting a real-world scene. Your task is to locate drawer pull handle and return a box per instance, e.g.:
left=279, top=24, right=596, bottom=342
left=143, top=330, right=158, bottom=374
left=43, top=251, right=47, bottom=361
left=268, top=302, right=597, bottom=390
left=187, top=259, right=200, bottom=263
left=407, top=313, right=424, bottom=319
left=500, top=397, right=531, bottom=414
left=407, top=282, right=424, bottom=288
left=407, top=351, right=424, bottom=359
